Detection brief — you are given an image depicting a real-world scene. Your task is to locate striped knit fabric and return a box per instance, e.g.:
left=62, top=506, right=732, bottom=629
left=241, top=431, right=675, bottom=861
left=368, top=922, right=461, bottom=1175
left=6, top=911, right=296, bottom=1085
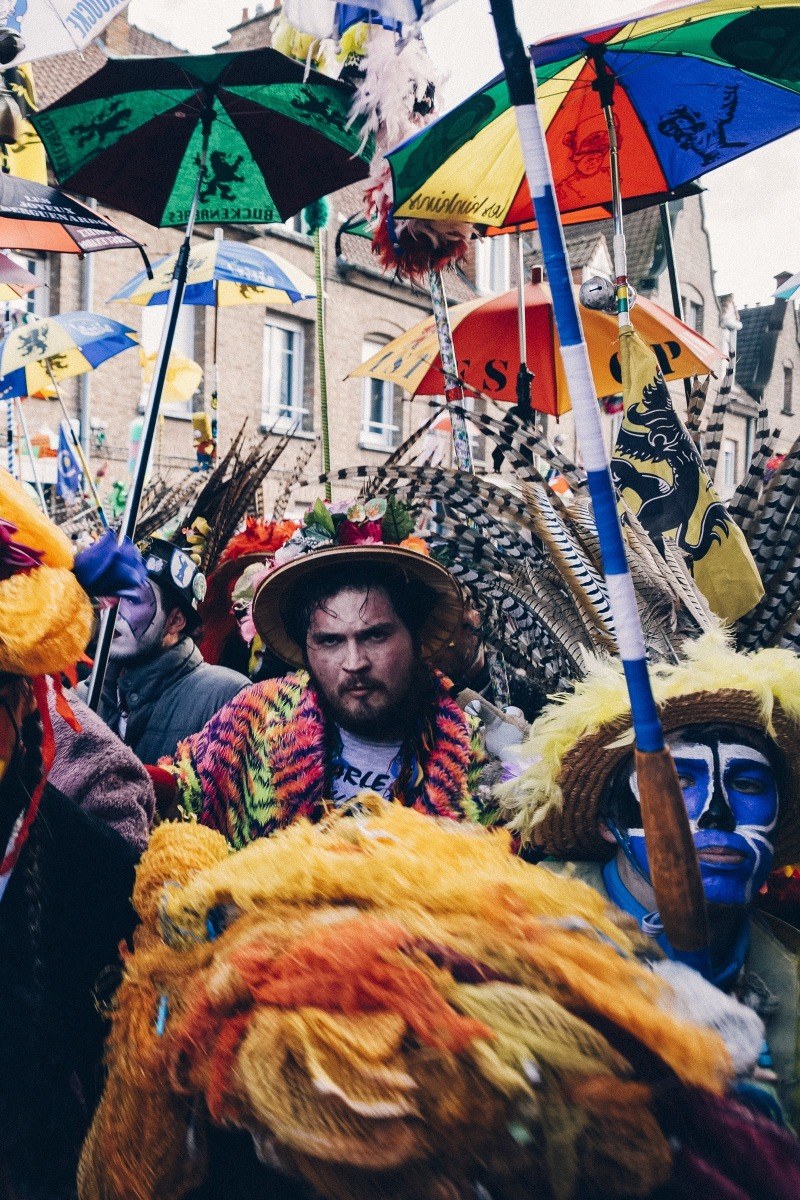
left=167, top=671, right=485, bottom=849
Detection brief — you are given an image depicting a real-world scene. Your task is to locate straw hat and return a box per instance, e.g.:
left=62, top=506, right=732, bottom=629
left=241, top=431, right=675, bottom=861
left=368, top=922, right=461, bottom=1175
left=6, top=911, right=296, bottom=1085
left=498, top=633, right=800, bottom=869
left=252, top=543, right=464, bottom=668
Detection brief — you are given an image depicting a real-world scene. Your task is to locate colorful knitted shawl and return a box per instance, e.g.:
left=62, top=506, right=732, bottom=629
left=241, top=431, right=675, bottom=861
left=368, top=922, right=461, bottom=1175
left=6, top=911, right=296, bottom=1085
left=167, top=671, right=487, bottom=848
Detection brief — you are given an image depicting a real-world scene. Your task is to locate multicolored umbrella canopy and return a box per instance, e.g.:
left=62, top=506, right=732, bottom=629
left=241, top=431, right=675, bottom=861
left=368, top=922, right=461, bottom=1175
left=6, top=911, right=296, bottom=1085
left=31, top=47, right=373, bottom=229
left=351, top=282, right=723, bottom=417
left=111, top=238, right=315, bottom=307
left=389, top=0, right=800, bottom=227
left=0, top=312, right=138, bottom=400
left=0, top=175, right=145, bottom=257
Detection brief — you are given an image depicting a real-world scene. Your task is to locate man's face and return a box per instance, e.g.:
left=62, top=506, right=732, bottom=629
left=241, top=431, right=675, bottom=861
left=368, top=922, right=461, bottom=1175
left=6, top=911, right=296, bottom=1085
left=622, top=727, right=780, bottom=907
left=110, top=578, right=167, bottom=663
left=305, top=586, right=417, bottom=738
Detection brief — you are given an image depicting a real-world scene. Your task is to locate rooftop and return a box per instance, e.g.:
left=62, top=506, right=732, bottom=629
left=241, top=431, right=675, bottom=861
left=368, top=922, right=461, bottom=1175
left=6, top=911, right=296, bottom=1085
left=32, top=13, right=182, bottom=109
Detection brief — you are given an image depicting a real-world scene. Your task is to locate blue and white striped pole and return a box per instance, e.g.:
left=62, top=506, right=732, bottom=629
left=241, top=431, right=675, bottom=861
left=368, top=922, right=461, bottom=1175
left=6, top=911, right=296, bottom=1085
left=488, top=0, right=709, bottom=967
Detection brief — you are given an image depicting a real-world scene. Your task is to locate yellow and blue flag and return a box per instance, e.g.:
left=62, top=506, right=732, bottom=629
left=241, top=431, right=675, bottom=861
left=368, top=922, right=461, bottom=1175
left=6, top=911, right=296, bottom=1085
left=612, top=327, right=763, bottom=624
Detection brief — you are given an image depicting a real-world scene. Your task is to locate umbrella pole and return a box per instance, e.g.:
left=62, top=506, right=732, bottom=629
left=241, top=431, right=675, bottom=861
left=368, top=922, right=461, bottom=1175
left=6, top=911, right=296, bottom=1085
left=659, top=202, right=693, bottom=406
left=590, top=62, right=631, bottom=333
left=428, top=270, right=474, bottom=473
left=515, top=231, right=532, bottom=416
left=47, top=364, right=109, bottom=528
left=86, top=110, right=213, bottom=713
left=314, top=225, right=332, bottom=501
left=488, top=0, right=709, bottom=970
left=14, top=396, right=46, bottom=512
left=211, top=277, right=220, bottom=458
left=4, top=396, right=14, bottom=475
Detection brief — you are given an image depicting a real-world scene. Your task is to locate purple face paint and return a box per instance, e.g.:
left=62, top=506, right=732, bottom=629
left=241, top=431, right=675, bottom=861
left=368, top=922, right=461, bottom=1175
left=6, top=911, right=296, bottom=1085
left=110, top=579, right=166, bottom=663
left=118, top=579, right=158, bottom=640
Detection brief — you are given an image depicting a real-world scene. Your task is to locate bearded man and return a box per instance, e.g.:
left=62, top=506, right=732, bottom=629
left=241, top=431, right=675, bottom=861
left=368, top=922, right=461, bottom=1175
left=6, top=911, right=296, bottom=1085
left=160, top=516, right=490, bottom=847
left=85, top=537, right=248, bottom=763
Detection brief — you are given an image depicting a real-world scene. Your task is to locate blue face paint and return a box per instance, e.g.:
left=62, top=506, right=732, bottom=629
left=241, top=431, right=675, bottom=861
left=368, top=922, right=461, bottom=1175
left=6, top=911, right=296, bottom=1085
left=626, top=733, right=779, bottom=909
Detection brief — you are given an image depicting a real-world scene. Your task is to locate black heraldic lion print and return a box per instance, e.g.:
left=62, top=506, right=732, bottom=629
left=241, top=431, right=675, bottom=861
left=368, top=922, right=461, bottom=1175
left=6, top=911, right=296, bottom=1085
left=612, top=369, right=730, bottom=564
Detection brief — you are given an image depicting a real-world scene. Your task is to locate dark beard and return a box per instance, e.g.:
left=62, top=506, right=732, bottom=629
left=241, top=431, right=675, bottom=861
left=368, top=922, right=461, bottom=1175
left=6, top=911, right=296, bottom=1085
left=312, top=662, right=432, bottom=742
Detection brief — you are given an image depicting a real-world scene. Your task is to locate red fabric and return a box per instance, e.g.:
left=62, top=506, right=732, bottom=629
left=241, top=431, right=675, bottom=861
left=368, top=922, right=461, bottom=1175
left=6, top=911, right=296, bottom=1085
left=145, top=765, right=179, bottom=815
left=0, top=675, right=53, bottom=876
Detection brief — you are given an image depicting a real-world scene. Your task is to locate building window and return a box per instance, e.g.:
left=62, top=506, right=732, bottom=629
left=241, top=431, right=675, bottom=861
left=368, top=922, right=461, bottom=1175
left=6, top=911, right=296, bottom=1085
left=681, top=295, right=705, bottom=335
left=783, top=365, right=794, bottom=415
left=722, top=438, right=738, bottom=491
left=2, top=251, right=48, bottom=319
left=140, top=304, right=196, bottom=416
left=283, top=212, right=311, bottom=236
left=262, top=316, right=309, bottom=431
left=360, top=338, right=398, bottom=449
left=475, top=236, right=510, bottom=294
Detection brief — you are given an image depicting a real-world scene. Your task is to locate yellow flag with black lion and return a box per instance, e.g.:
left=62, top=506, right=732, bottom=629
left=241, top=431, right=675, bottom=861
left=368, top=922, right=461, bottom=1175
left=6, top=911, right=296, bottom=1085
left=612, top=327, right=763, bottom=623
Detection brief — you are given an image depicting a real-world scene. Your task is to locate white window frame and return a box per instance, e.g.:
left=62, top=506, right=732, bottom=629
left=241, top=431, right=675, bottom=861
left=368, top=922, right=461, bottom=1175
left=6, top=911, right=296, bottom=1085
left=783, top=364, right=794, bottom=416
left=283, top=212, right=311, bottom=236
left=139, top=304, right=196, bottom=418
left=360, top=338, right=399, bottom=450
left=261, top=314, right=308, bottom=432
left=475, top=236, right=510, bottom=295
left=722, top=437, right=738, bottom=492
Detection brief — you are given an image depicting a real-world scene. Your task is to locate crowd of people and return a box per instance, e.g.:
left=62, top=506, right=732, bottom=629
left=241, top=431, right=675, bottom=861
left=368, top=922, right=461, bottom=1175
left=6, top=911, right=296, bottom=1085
left=2, top=463, right=800, bottom=1200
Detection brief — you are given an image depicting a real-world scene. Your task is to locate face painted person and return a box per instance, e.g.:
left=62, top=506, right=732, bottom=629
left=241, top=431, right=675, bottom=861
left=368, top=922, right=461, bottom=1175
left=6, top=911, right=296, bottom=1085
left=498, top=635, right=800, bottom=1124
left=157, top=499, right=492, bottom=846
left=84, top=537, right=249, bottom=764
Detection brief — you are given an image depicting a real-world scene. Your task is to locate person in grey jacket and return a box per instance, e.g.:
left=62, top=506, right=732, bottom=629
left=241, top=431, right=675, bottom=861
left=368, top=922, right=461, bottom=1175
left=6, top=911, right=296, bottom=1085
left=85, top=538, right=248, bottom=764
left=48, top=685, right=155, bottom=851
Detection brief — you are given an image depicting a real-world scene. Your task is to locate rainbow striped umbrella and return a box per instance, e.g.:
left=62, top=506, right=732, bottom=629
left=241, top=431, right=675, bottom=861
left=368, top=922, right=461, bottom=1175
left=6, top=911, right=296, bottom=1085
left=390, top=0, right=800, bottom=228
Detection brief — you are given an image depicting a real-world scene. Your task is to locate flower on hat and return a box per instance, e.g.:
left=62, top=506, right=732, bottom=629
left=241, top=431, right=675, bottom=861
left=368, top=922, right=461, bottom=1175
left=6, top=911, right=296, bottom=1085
left=218, top=517, right=301, bottom=567
left=399, top=535, right=430, bottom=557
left=338, top=518, right=383, bottom=545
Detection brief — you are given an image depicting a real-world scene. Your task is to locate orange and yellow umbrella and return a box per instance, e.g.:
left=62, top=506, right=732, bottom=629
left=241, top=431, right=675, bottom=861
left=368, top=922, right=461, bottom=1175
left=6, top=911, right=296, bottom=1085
left=350, top=282, right=723, bottom=417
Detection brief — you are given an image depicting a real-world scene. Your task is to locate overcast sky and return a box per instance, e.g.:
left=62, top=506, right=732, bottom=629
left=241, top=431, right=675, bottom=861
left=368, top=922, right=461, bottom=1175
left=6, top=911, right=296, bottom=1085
left=127, top=0, right=800, bottom=309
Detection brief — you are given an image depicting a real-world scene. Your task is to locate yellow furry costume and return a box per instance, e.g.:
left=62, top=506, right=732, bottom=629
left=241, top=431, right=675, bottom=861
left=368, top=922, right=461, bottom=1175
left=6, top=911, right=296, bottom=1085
left=77, top=800, right=783, bottom=1200
left=0, top=470, right=93, bottom=677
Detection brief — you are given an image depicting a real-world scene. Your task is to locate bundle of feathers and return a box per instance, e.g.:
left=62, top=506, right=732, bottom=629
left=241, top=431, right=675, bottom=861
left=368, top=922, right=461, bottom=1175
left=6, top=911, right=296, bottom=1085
left=79, top=802, right=800, bottom=1200
left=349, top=31, right=471, bottom=280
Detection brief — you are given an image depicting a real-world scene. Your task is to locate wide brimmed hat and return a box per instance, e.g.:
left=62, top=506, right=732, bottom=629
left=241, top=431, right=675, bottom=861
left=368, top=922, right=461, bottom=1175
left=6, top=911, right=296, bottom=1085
left=252, top=543, right=464, bottom=668
left=498, top=634, right=800, bottom=869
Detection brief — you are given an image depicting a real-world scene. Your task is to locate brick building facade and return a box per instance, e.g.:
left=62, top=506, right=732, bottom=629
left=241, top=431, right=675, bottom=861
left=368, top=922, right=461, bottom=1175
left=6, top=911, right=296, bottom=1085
left=14, top=7, right=800, bottom=511
left=21, top=11, right=476, bottom=508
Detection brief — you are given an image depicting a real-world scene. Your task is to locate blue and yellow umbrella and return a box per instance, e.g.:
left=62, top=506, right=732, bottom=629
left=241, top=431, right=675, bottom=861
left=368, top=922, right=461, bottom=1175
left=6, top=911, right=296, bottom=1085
left=0, top=311, right=138, bottom=400
left=111, top=238, right=316, bottom=308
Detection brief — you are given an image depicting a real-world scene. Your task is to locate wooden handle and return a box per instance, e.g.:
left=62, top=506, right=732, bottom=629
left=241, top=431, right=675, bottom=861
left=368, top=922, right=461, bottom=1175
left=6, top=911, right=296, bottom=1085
left=635, top=748, right=709, bottom=954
